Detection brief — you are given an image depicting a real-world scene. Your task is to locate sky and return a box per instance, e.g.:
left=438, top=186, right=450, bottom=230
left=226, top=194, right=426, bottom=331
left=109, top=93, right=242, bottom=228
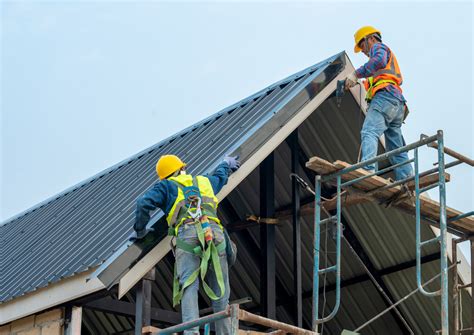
left=1, top=1, right=472, bottom=242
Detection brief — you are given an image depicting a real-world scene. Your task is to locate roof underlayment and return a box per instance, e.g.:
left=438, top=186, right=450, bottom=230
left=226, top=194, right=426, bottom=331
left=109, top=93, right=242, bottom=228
left=1, top=52, right=471, bottom=334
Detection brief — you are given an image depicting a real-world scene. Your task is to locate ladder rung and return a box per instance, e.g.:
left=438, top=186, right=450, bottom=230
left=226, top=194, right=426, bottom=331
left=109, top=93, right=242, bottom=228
left=319, top=265, right=336, bottom=275
left=319, top=216, right=337, bottom=225
left=419, top=183, right=439, bottom=194
left=420, top=236, right=440, bottom=247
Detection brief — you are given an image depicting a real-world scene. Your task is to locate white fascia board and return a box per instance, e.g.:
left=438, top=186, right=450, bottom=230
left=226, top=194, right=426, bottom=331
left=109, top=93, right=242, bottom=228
left=118, top=236, right=173, bottom=299
left=118, top=55, right=355, bottom=299
left=0, top=269, right=104, bottom=325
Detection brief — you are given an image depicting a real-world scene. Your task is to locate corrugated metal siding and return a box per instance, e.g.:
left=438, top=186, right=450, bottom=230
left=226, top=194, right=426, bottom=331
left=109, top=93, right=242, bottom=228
left=82, top=308, right=134, bottom=335
left=0, top=53, right=342, bottom=303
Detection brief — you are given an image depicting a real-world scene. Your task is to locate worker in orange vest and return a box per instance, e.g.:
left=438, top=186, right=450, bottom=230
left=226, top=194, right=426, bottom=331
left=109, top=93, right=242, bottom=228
left=345, top=26, right=413, bottom=181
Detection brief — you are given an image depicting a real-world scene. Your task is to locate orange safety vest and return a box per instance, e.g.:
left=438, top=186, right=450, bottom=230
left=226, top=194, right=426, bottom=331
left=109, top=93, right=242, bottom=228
left=363, top=47, right=403, bottom=101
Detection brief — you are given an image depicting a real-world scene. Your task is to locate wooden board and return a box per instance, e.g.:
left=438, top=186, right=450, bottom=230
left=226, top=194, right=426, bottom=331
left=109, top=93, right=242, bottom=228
left=322, top=174, right=444, bottom=211
left=306, top=156, right=474, bottom=234
left=142, top=326, right=162, bottom=334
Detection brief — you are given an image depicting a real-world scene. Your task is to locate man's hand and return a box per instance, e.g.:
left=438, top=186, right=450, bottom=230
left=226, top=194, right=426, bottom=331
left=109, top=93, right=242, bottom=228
left=224, top=155, right=241, bottom=172
left=130, top=227, right=155, bottom=241
left=345, top=71, right=358, bottom=90
left=129, top=230, right=145, bottom=241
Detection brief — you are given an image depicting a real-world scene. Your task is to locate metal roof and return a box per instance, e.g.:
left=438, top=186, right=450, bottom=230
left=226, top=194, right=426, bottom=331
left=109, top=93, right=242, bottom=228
left=1, top=51, right=470, bottom=334
left=0, top=52, right=344, bottom=303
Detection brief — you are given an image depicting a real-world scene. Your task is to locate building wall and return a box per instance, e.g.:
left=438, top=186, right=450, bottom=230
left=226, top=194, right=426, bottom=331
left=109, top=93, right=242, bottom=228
left=0, top=309, right=63, bottom=335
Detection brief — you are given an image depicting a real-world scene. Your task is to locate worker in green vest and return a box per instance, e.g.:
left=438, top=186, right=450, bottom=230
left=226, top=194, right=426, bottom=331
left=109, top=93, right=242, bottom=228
left=134, top=154, right=240, bottom=334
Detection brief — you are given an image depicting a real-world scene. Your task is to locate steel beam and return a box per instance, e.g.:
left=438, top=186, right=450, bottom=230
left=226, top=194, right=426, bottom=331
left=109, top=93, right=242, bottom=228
left=221, top=197, right=303, bottom=327
left=260, top=154, right=276, bottom=319
left=135, top=269, right=155, bottom=335
left=289, top=129, right=303, bottom=327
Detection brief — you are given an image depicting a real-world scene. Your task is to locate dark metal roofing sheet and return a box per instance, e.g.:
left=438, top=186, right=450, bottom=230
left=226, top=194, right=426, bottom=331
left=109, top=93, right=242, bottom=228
left=0, top=52, right=344, bottom=303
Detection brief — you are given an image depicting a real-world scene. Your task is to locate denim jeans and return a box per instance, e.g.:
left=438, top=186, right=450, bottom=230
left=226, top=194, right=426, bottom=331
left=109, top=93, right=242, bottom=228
left=361, top=90, right=413, bottom=181
left=176, top=222, right=230, bottom=334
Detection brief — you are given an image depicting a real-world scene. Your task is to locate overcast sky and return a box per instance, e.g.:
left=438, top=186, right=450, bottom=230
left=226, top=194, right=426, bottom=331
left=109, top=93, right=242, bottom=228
left=1, top=1, right=472, bottom=243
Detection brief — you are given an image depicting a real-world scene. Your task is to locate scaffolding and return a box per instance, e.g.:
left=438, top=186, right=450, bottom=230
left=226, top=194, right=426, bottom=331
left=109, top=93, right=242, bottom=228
left=135, top=130, right=472, bottom=334
left=143, top=304, right=315, bottom=334
left=308, top=130, right=473, bottom=335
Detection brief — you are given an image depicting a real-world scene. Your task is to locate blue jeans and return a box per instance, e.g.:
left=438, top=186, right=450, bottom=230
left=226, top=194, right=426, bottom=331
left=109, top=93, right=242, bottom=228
left=361, top=90, right=413, bottom=181
left=176, top=222, right=230, bottom=334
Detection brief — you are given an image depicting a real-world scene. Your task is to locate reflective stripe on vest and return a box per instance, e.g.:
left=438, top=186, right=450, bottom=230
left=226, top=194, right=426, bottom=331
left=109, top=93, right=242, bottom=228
left=364, top=47, right=403, bottom=101
left=166, top=174, right=221, bottom=234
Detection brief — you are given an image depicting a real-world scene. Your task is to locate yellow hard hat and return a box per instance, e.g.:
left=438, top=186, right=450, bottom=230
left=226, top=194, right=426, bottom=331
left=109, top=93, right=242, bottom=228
left=156, top=155, right=186, bottom=180
left=354, top=26, right=381, bottom=53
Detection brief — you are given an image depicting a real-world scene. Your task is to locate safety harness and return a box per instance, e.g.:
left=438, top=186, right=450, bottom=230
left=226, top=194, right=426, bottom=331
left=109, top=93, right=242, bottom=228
left=168, top=176, right=226, bottom=307
left=364, top=77, right=399, bottom=102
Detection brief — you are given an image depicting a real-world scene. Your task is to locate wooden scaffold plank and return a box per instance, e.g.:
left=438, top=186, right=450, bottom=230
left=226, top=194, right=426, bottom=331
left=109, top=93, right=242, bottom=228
left=305, top=156, right=474, bottom=234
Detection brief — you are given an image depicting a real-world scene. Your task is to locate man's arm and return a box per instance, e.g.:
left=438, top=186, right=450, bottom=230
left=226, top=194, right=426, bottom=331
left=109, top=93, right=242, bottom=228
left=206, top=161, right=233, bottom=195
left=134, top=182, right=168, bottom=234
left=355, top=43, right=390, bottom=78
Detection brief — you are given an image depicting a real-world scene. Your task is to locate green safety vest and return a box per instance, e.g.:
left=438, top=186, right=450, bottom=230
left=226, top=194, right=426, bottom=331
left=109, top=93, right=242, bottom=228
left=167, top=174, right=221, bottom=235
left=167, top=174, right=226, bottom=307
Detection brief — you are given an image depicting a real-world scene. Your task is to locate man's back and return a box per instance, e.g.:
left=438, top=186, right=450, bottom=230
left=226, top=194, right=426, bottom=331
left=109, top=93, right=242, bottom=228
left=134, top=161, right=232, bottom=233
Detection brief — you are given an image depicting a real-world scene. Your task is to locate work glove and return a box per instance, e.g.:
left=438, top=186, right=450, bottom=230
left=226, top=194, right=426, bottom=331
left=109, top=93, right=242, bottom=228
left=129, top=227, right=154, bottom=241
left=224, top=155, right=241, bottom=172
left=344, top=71, right=358, bottom=90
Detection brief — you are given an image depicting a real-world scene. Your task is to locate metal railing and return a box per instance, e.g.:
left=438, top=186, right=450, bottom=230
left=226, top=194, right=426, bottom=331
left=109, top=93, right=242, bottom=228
left=146, top=304, right=316, bottom=334
left=312, top=130, right=473, bottom=334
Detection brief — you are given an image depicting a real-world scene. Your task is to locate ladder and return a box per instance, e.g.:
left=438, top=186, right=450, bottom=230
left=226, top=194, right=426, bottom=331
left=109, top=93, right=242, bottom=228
left=311, top=130, right=474, bottom=334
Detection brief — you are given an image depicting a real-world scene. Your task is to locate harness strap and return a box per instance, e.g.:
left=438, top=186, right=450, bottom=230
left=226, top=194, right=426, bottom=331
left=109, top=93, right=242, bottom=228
left=172, top=263, right=200, bottom=307
left=176, top=238, right=203, bottom=255
left=366, top=78, right=399, bottom=102
left=175, top=237, right=226, bottom=254
left=200, top=240, right=226, bottom=301
left=168, top=177, right=221, bottom=236
left=172, top=224, right=226, bottom=307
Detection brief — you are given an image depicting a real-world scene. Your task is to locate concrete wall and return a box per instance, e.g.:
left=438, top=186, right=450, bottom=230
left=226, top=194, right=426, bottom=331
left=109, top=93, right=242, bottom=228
left=0, top=309, right=63, bottom=335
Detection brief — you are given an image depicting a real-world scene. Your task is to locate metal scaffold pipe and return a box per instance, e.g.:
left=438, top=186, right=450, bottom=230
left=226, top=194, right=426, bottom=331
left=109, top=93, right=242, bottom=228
left=354, top=263, right=457, bottom=332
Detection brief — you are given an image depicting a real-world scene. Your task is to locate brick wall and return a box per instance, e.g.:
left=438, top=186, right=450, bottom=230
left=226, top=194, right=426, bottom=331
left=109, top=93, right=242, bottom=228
left=0, top=309, right=64, bottom=335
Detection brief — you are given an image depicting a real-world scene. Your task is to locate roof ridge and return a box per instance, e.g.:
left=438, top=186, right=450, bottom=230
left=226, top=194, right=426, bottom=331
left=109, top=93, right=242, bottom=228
left=1, top=52, right=344, bottom=227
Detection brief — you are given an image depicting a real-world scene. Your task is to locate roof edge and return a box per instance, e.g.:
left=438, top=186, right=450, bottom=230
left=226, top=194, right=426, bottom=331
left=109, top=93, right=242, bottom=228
left=94, top=51, right=350, bottom=295
left=1, top=52, right=346, bottom=227
left=0, top=269, right=103, bottom=325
